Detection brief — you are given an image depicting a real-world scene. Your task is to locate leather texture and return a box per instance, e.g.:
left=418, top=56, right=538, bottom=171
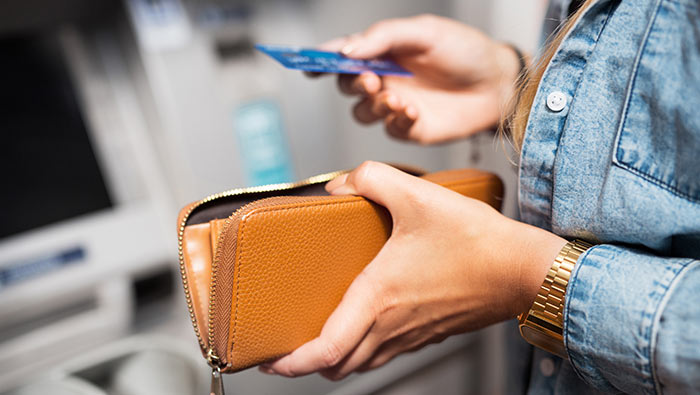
left=182, top=222, right=213, bottom=344
left=179, top=168, right=503, bottom=372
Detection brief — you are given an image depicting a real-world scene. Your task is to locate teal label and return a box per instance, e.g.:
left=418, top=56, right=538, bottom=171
left=233, top=100, right=294, bottom=186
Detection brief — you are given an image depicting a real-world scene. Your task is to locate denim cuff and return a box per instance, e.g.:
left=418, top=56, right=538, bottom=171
left=653, top=260, right=700, bottom=394
left=563, top=244, right=694, bottom=394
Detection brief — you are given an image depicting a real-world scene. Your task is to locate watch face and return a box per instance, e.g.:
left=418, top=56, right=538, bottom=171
left=520, top=325, right=566, bottom=358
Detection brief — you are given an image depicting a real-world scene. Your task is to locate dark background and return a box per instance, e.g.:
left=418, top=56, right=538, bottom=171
left=0, top=33, right=112, bottom=239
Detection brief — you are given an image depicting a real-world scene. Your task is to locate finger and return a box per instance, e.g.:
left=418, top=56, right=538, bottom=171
left=371, top=91, right=403, bottom=119
left=320, top=330, right=382, bottom=380
left=318, top=36, right=354, bottom=52
left=385, top=106, right=417, bottom=140
left=325, top=161, right=427, bottom=216
left=352, top=98, right=382, bottom=124
left=266, top=274, right=377, bottom=377
left=337, top=75, right=360, bottom=95
left=353, top=91, right=401, bottom=124
left=325, top=173, right=349, bottom=192
left=338, top=72, right=382, bottom=96
left=305, top=36, right=357, bottom=78
left=342, top=17, right=433, bottom=59
left=324, top=296, right=439, bottom=378
left=359, top=321, right=455, bottom=373
left=384, top=113, right=405, bottom=140
left=356, top=335, right=428, bottom=373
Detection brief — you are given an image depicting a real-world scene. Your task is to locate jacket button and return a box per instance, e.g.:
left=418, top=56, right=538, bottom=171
left=546, top=91, right=567, bottom=112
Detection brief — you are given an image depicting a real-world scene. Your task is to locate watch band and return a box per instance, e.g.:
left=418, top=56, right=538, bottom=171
left=518, top=239, right=593, bottom=358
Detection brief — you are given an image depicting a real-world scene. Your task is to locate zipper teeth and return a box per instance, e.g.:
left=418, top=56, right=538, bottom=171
left=177, top=170, right=347, bottom=362
left=206, top=198, right=261, bottom=350
left=208, top=218, right=228, bottom=351
left=177, top=204, right=206, bottom=350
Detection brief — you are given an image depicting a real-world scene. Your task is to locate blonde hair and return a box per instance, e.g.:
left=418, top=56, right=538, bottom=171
left=508, top=0, right=596, bottom=150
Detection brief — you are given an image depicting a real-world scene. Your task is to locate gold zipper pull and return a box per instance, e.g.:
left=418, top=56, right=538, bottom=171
left=210, top=366, right=225, bottom=395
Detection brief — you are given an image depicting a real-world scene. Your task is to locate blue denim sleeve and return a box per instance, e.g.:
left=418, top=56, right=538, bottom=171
left=563, top=244, right=700, bottom=394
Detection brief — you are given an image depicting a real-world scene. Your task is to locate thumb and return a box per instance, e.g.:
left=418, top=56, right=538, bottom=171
left=342, top=17, right=432, bottom=59
left=327, top=161, right=427, bottom=216
left=316, top=36, right=353, bottom=52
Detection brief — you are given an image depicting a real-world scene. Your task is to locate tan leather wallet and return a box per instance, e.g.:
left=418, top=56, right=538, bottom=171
left=176, top=166, right=503, bottom=381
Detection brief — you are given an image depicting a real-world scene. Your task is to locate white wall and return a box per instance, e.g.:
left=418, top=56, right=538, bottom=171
left=448, top=0, right=547, bottom=221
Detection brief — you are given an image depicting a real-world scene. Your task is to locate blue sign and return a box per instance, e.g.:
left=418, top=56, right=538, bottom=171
left=0, top=246, right=85, bottom=291
left=233, top=100, right=295, bottom=186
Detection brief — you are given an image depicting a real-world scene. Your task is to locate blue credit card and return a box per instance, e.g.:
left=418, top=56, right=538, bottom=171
left=255, top=44, right=412, bottom=77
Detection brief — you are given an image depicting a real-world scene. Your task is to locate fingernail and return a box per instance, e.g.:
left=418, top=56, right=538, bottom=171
left=386, top=95, right=399, bottom=110
left=328, top=184, right=358, bottom=196
left=325, top=174, right=349, bottom=192
left=341, top=44, right=354, bottom=55
left=406, top=106, right=418, bottom=120
left=258, top=366, right=275, bottom=375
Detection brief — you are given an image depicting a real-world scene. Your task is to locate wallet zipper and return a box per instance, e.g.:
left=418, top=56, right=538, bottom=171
left=177, top=170, right=347, bottom=368
left=209, top=194, right=352, bottom=371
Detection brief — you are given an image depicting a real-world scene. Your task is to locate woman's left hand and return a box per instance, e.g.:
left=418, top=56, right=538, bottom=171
left=260, top=162, right=566, bottom=380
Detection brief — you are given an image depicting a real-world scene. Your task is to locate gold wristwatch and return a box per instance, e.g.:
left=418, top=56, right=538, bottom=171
left=518, top=239, right=593, bottom=358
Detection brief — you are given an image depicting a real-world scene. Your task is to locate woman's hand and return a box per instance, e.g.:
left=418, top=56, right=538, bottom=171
left=259, top=162, right=566, bottom=380
left=314, top=15, right=523, bottom=144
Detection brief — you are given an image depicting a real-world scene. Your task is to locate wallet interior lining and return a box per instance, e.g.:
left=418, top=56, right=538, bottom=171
left=186, top=183, right=330, bottom=225
left=186, top=166, right=423, bottom=226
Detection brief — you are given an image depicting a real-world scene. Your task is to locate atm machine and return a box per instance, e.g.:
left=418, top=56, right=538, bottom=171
left=0, top=0, right=497, bottom=394
left=0, top=0, right=183, bottom=391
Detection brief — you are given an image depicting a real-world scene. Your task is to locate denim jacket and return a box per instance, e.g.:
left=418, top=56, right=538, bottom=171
left=518, top=0, right=700, bottom=393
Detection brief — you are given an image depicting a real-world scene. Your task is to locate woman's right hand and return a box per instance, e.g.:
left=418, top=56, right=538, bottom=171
left=316, top=15, right=523, bottom=144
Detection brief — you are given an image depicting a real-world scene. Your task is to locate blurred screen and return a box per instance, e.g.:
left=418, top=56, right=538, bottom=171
left=0, top=33, right=112, bottom=239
